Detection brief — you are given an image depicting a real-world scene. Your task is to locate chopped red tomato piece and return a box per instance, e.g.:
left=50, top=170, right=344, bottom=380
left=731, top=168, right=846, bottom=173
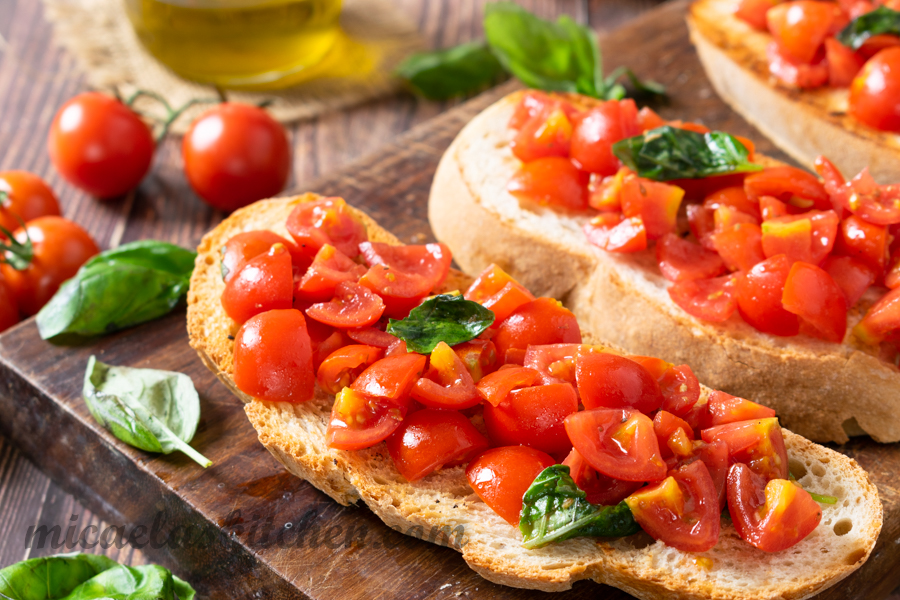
left=221, top=243, right=293, bottom=324
left=766, top=41, right=829, bottom=88
left=286, top=197, right=368, bottom=260
left=562, top=448, right=642, bottom=506
left=849, top=47, right=900, bottom=132
left=221, top=230, right=307, bottom=282
left=759, top=195, right=795, bottom=220
left=476, top=366, right=539, bottom=406
left=453, top=339, right=499, bottom=382
left=825, top=38, right=865, bottom=87
left=653, top=410, right=695, bottom=459
left=466, top=446, right=556, bottom=525
left=816, top=156, right=900, bottom=225
left=668, top=273, right=740, bottom=323
left=326, top=387, right=406, bottom=450
left=761, top=210, right=839, bottom=266
left=705, top=185, right=761, bottom=220
left=782, top=261, right=848, bottom=342
left=387, top=409, right=488, bottom=481
left=702, top=390, right=776, bottom=428
left=570, top=99, right=639, bottom=176
left=234, top=308, right=314, bottom=403
left=493, top=297, right=582, bottom=362
left=575, top=349, right=664, bottom=414
left=735, top=0, right=779, bottom=29
left=727, top=463, right=822, bottom=552
left=583, top=214, right=648, bottom=253
left=511, top=104, right=573, bottom=163
left=317, top=344, right=384, bottom=395
left=656, top=233, right=726, bottom=282
left=305, top=281, right=385, bottom=329
left=508, top=157, right=589, bottom=211
left=523, top=343, right=586, bottom=385
left=736, top=254, right=800, bottom=336
left=350, top=353, right=427, bottom=404
left=713, top=223, right=766, bottom=272
left=484, top=383, right=578, bottom=457
left=464, top=264, right=535, bottom=324
left=822, top=255, right=876, bottom=306
left=636, top=106, right=667, bottom=131
left=624, top=461, right=721, bottom=552
left=410, top=341, right=481, bottom=409
left=745, top=166, right=830, bottom=210
left=359, top=242, right=452, bottom=316
left=588, top=167, right=630, bottom=212
left=307, top=320, right=347, bottom=371
left=346, top=327, right=398, bottom=348
left=659, top=364, right=702, bottom=417
left=767, top=1, right=835, bottom=64
left=565, top=408, right=667, bottom=481
left=687, top=203, right=717, bottom=250
left=702, top=417, right=789, bottom=481
left=620, top=177, right=684, bottom=240
left=854, top=286, right=900, bottom=343
left=857, top=33, right=900, bottom=59
left=886, top=252, right=900, bottom=289
left=679, top=439, right=730, bottom=510
left=509, top=91, right=556, bottom=129
left=295, top=244, right=367, bottom=302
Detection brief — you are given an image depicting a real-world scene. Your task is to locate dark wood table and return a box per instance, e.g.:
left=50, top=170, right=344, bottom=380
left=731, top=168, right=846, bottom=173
left=1, top=0, right=897, bottom=597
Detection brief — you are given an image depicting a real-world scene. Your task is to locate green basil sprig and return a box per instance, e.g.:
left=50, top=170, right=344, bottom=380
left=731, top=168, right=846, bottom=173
left=519, top=465, right=640, bottom=549
left=395, top=2, right=663, bottom=101
left=386, top=294, right=494, bottom=354
left=837, top=5, right=900, bottom=50
left=0, top=552, right=196, bottom=600
left=83, top=356, right=212, bottom=468
left=612, top=125, right=763, bottom=181
left=36, top=240, right=196, bottom=341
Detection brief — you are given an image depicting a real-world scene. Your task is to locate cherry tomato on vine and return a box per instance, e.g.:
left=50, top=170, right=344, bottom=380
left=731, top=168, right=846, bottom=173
left=0, top=171, right=61, bottom=234
left=183, top=103, right=291, bottom=212
left=48, top=93, right=155, bottom=198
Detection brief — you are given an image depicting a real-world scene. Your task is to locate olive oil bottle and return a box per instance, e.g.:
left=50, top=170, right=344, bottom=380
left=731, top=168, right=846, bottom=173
left=124, top=0, right=344, bottom=89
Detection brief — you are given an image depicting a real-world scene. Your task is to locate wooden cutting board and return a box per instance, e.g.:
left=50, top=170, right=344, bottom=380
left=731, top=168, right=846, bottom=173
left=1, top=1, right=898, bottom=598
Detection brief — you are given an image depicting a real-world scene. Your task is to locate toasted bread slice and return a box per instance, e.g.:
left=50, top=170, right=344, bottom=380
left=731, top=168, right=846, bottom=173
left=428, top=91, right=900, bottom=444
left=187, top=194, right=881, bottom=598
left=687, top=0, right=900, bottom=183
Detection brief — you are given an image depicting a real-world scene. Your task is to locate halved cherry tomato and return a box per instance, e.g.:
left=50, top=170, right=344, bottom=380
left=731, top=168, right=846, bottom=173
left=583, top=214, right=648, bottom=253
left=656, top=233, right=726, bottom=282
left=410, top=341, right=480, bottom=409
left=822, top=255, right=875, bottom=306
left=317, top=344, right=383, bottom=395
left=565, top=408, right=667, bottom=481
left=221, top=230, right=306, bottom=282
left=507, top=157, right=589, bottom=211
left=466, top=446, right=556, bottom=525
left=782, top=261, right=848, bottom=342
left=562, top=448, right=642, bottom=506
left=833, top=215, right=888, bottom=275
left=523, top=343, right=584, bottom=385
left=233, top=308, right=314, bottom=403
left=727, top=463, right=822, bottom=552
left=668, top=273, right=740, bottom=323
left=767, top=1, right=835, bottom=64
left=624, top=461, right=720, bottom=552
left=825, top=38, right=865, bottom=87
left=854, top=286, right=900, bottom=343
left=761, top=210, right=839, bottom=265
left=816, top=156, right=900, bottom=225
left=493, top=297, right=582, bottom=362
left=326, top=387, right=406, bottom=450
left=221, top=243, right=293, bottom=324
left=850, top=47, right=900, bottom=132
left=766, top=41, right=830, bottom=88
left=465, top=264, right=536, bottom=325
left=453, top=339, right=499, bottom=382
left=745, top=166, right=830, bottom=210
left=576, top=349, right=664, bottom=414
left=0, top=275, right=19, bottom=333
left=713, top=223, right=766, bottom=272
left=735, top=0, right=779, bottom=30
left=659, top=364, right=702, bottom=416
left=702, top=417, right=789, bottom=480
left=346, top=327, right=398, bottom=348
left=295, top=244, right=366, bottom=302
left=359, top=242, right=452, bottom=317
left=387, top=409, right=489, bottom=481
left=476, top=366, right=540, bottom=406
left=0, top=171, right=60, bottom=234
left=483, top=383, right=578, bottom=457
left=306, top=281, right=385, bottom=329
left=653, top=410, right=695, bottom=459
left=286, top=197, right=368, bottom=260
left=570, top=100, right=639, bottom=176
left=702, top=390, right=776, bottom=428
left=620, top=177, right=684, bottom=240
left=350, top=353, right=427, bottom=404
left=511, top=105, right=573, bottom=163
left=735, top=254, right=800, bottom=336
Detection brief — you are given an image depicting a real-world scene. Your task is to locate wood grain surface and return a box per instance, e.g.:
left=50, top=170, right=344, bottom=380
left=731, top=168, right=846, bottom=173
left=1, top=0, right=899, bottom=598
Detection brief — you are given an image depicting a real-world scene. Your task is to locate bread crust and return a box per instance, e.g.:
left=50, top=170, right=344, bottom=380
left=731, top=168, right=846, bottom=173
left=686, top=0, right=900, bottom=182
left=187, top=192, right=881, bottom=598
left=428, top=90, right=900, bottom=444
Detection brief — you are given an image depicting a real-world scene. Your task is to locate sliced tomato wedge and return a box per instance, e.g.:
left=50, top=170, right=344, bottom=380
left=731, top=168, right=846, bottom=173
left=326, top=387, right=407, bottom=451
left=575, top=348, right=664, bottom=414
left=564, top=408, right=667, bottom=481
left=410, top=341, right=481, bottom=409
left=745, top=166, right=830, bottom=211
left=295, top=244, right=367, bottom=303
left=350, top=353, right=427, bottom=404
left=523, top=343, right=586, bottom=386
left=583, top=214, right=648, bottom=253
left=511, top=105, right=573, bottom=163
left=466, top=446, right=556, bottom=526
left=701, top=390, right=776, bottom=428
left=305, top=280, right=385, bottom=329
left=679, top=439, right=730, bottom=510
left=286, top=196, right=368, bottom=260
left=508, top=157, right=589, bottom=211
left=359, top=242, right=452, bottom=316
left=668, top=273, right=740, bottom=323
left=854, top=286, right=900, bottom=343
left=736, top=254, right=800, bottom=336
left=387, top=409, right=489, bottom=482
left=760, top=195, right=795, bottom=220
left=453, top=339, right=499, bottom=382
left=712, top=223, right=766, bottom=272
left=346, top=327, right=398, bottom=348
left=620, top=177, right=684, bottom=240
left=761, top=210, right=839, bottom=266
left=656, top=233, right=726, bottom=282
left=476, top=366, right=540, bottom=406
left=465, top=264, right=536, bottom=324
left=834, top=215, right=888, bottom=276
left=624, top=461, right=721, bottom=552
left=317, top=344, right=384, bottom=395
left=782, top=261, right=848, bottom=343
left=702, top=417, right=789, bottom=481
left=727, top=463, right=822, bottom=552
left=822, top=255, right=875, bottom=306
left=652, top=410, right=695, bottom=459
left=483, top=383, right=578, bottom=457
left=562, top=448, right=642, bottom=506
left=588, top=167, right=629, bottom=212
left=493, top=298, right=582, bottom=362
left=221, top=243, right=293, bottom=324
left=816, top=156, right=900, bottom=225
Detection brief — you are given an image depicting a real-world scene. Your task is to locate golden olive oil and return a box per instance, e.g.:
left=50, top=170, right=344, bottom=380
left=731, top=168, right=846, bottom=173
left=124, top=0, right=343, bottom=89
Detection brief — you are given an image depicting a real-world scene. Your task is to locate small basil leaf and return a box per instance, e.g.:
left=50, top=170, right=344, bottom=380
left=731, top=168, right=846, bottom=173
left=386, top=294, right=494, bottom=354
left=604, top=66, right=666, bottom=99
left=519, top=465, right=641, bottom=549
left=836, top=5, right=900, bottom=50
left=83, top=356, right=212, bottom=468
left=0, top=553, right=119, bottom=599
left=395, top=41, right=507, bottom=100
left=612, top=125, right=763, bottom=181
left=59, top=564, right=194, bottom=600
left=36, top=241, right=196, bottom=341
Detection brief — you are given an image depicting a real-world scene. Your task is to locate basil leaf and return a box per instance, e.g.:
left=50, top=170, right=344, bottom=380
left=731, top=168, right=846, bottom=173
left=395, top=41, right=507, bottom=100
left=386, top=294, right=494, bottom=354
left=83, top=356, right=212, bottom=468
left=0, top=553, right=196, bottom=600
left=519, top=465, right=640, bottom=549
left=837, top=5, right=900, bottom=50
left=612, top=125, right=763, bottom=181
left=36, top=241, right=196, bottom=341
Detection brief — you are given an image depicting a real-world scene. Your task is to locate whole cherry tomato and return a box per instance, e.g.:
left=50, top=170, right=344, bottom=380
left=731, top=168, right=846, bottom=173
left=850, top=48, right=900, bottom=132
left=465, top=446, right=556, bottom=525
left=48, top=93, right=154, bottom=198
left=387, top=409, right=488, bottom=482
left=1, top=216, right=99, bottom=316
left=0, top=171, right=61, bottom=234
left=182, top=103, right=291, bottom=212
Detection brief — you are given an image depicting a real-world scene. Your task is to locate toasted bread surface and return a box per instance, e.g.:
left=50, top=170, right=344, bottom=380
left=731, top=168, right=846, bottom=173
left=428, top=90, right=900, bottom=444
left=187, top=192, right=881, bottom=599
left=687, top=0, right=900, bottom=182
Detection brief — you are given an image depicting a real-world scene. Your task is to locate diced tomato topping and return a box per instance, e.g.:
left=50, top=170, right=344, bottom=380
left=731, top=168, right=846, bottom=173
left=833, top=215, right=889, bottom=276
left=679, top=439, right=730, bottom=510
left=705, top=185, right=761, bottom=220
left=767, top=1, right=835, bottom=64
left=387, top=409, right=488, bottom=481
left=745, top=166, right=830, bottom=211
left=759, top=195, right=795, bottom=220
left=346, top=327, right=398, bottom=348
left=825, top=38, right=865, bottom=87
left=493, top=297, right=582, bottom=362
left=816, top=156, right=900, bottom=225
left=511, top=104, right=574, bottom=163
left=636, top=107, right=667, bottom=131
left=317, top=344, right=384, bottom=395
left=286, top=197, right=368, bottom=260
left=308, top=321, right=348, bottom=371
left=508, top=91, right=575, bottom=130
left=688, top=203, right=717, bottom=250
left=583, top=214, right=648, bottom=253
left=453, top=339, right=499, bottom=382
left=295, top=244, right=367, bottom=302
left=476, top=366, right=539, bottom=406
left=736, top=254, right=800, bottom=336
left=464, top=263, right=536, bottom=324
left=702, top=417, right=789, bottom=481
left=221, top=243, right=293, bottom=324
left=588, top=167, right=630, bottom=212
left=702, top=390, right=776, bottom=428
left=782, top=261, right=848, bottom=342
left=326, top=387, right=407, bottom=450
left=857, top=33, right=900, bottom=59
left=854, top=286, right=900, bottom=343
left=620, top=177, right=684, bottom=240
left=570, top=100, right=640, bottom=176
left=668, top=273, right=740, bottom=322
left=350, top=353, right=427, bottom=404
left=220, top=230, right=308, bottom=282
left=523, top=343, right=584, bottom=386
left=761, top=210, right=839, bottom=265
left=466, top=446, right=556, bottom=525
left=766, top=41, right=830, bottom=88
left=410, top=341, right=481, bottom=409
left=562, top=448, right=643, bottom=506
left=484, top=383, right=578, bottom=457
left=575, top=348, right=664, bottom=414
left=508, top=157, right=589, bottom=211
left=822, top=255, right=876, bottom=306
left=305, top=281, right=385, bottom=329
left=653, top=410, right=696, bottom=459
left=656, top=233, right=726, bottom=282
left=659, top=364, right=702, bottom=417
left=886, top=252, right=900, bottom=289
left=359, top=242, right=452, bottom=316
left=735, top=0, right=779, bottom=29
left=713, top=223, right=766, bottom=272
